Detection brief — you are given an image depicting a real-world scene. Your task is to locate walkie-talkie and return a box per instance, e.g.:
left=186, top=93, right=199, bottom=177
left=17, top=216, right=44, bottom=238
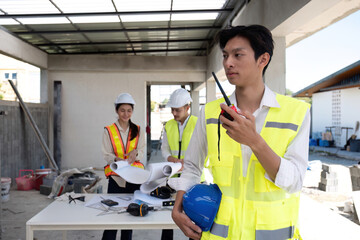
left=212, top=72, right=238, bottom=121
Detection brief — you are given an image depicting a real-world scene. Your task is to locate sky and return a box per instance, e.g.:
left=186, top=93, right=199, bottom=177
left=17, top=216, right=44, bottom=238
left=286, top=9, right=360, bottom=93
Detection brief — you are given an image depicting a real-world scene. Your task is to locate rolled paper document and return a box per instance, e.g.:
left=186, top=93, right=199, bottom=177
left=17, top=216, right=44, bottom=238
left=110, top=161, right=150, bottom=184
left=110, top=161, right=182, bottom=191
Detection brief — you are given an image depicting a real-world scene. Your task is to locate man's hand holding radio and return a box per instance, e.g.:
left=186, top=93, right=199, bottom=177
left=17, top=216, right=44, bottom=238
left=220, top=103, right=260, bottom=147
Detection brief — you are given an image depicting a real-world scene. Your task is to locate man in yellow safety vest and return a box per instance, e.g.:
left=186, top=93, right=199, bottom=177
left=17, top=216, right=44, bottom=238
left=172, top=25, right=310, bottom=240
left=160, top=88, right=198, bottom=240
left=162, top=88, right=198, bottom=168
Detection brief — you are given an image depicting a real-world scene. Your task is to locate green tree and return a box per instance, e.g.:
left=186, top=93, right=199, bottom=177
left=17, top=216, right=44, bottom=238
left=285, top=88, right=293, bottom=96
left=151, top=101, right=156, bottom=112
left=162, top=98, right=169, bottom=105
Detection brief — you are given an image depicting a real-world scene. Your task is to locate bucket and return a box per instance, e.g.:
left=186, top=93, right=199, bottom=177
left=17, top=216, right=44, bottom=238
left=34, top=168, right=52, bottom=190
left=16, top=169, right=35, bottom=191
left=1, top=177, right=11, bottom=202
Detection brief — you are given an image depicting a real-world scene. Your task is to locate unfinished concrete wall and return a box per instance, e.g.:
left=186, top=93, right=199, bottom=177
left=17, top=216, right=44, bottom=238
left=0, top=100, right=49, bottom=184
left=47, top=55, right=206, bottom=170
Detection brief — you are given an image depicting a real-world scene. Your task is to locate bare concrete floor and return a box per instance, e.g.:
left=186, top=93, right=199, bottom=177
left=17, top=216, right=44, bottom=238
left=1, top=151, right=360, bottom=240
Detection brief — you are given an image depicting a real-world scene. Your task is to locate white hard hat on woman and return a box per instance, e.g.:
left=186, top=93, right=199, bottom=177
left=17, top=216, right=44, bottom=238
left=115, top=93, right=136, bottom=106
left=166, top=88, right=192, bottom=108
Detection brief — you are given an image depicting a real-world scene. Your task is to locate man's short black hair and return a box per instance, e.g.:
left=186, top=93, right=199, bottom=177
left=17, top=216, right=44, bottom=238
left=217, top=25, right=274, bottom=75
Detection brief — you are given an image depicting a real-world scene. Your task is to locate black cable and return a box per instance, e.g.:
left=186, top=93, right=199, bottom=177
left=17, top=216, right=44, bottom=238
left=218, top=113, right=221, bottom=161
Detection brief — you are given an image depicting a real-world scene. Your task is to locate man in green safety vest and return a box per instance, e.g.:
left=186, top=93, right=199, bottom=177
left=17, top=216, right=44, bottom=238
left=161, top=88, right=198, bottom=240
left=162, top=88, right=198, bottom=167
left=172, top=25, right=310, bottom=240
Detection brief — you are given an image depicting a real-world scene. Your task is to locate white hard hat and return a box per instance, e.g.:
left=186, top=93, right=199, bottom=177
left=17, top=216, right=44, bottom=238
left=114, top=93, right=136, bottom=106
left=166, top=88, right=192, bottom=108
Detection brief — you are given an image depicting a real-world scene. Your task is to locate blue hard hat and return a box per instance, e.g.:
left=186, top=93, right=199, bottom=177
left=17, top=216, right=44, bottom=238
left=182, top=183, right=222, bottom=231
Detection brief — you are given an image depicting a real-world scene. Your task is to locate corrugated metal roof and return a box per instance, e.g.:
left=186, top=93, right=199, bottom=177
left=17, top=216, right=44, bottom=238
left=0, top=0, right=246, bottom=55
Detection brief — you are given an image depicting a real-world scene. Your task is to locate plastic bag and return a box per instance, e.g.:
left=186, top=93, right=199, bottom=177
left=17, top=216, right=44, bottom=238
left=48, top=168, right=82, bottom=198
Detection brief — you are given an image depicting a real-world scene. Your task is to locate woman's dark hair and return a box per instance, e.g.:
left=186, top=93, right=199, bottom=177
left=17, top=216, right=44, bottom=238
left=217, top=25, right=274, bottom=75
left=115, top=103, right=139, bottom=140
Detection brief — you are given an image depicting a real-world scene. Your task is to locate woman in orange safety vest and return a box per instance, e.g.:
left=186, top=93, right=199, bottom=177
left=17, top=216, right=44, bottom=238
left=101, top=93, right=146, bottom=240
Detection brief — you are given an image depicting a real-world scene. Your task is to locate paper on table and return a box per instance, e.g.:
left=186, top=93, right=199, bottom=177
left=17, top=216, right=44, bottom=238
left=110, top=161, right=182, bottom=192
left=110, top=161, right=150, bottom=184
left=85, top=194, right=133, bottom=210
left=133, top=190, right=172, bottom=206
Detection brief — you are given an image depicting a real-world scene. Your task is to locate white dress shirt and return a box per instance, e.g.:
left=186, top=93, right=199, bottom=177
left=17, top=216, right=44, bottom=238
left=178, top=85, right=310, bottom=194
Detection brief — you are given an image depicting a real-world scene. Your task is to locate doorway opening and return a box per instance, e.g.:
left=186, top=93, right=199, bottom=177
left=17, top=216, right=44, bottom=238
left=146, top=84, right=191, bottom=161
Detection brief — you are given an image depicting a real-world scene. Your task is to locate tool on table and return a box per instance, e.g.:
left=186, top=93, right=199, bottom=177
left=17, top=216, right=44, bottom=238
left=101, top=199, right=119, bottom=207
left=68, top=195, right=85, bottom=204
left=116, top=196, right=132, bottom=201
left=126, top=203, right=154, bottom=216
left=97, top=201, right=173, bottom=216
left=150, top=186, right=172, bottom=199
left=162, top=200, right=175, bottom=206
left=212, top=72, right=239, bottom=121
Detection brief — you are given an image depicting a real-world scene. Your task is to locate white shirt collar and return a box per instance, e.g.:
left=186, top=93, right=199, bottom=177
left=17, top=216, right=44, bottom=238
left=228, top=85, right=280, bottom=112
left=177, top=115, right=190, bottom=126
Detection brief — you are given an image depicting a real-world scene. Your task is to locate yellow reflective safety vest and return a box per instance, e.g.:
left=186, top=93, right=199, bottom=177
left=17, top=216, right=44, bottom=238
left=104, top=123, right=140, bottom=177
left=203, top=94, right=309, bottom=240
left=165, top=115, right=198, bottom=159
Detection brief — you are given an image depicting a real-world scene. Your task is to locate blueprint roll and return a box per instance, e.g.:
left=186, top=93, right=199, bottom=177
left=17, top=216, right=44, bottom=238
left=110, top=161, right=150, bottom=184
left=140, top=162, right=182, bottom=193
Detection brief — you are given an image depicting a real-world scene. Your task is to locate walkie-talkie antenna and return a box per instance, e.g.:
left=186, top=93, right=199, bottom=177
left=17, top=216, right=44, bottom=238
left=212, top=72, right=231, bottom=106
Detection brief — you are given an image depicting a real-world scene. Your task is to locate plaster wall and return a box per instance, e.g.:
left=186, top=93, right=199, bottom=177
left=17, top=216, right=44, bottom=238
left=312, top=91, right=333, bottom=135
left=341, top=88, right=360, bottom=137
left=48, top=55, right=206, bottom=169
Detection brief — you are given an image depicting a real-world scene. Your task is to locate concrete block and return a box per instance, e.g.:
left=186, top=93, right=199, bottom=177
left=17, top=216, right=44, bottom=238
left=39, top=185, right=52, bottom=196
left=322, top=164, right=332, bottom=173
left=350, top=166, right=360, bottom=177
left=321, top=170, right=337, bottom=179
left=320, top=177, right=338, bottom=186
left=318, top=182, right=338, bottom=192
left=353, top=191, right=360, bottom=221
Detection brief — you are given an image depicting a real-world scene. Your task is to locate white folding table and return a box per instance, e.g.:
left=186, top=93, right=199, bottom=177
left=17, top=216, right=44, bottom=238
left=26, top=194, right=178, bottom=240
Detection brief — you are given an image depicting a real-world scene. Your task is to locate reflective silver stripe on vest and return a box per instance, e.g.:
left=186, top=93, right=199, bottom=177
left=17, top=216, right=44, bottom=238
left=170, top=150, right=186, bottom=158
left=256, top=226, right=294, bottom=240
left=171, top=150, right=179, bottom=156
left=206, top=118, right=219, bottom=125
left=210, top=222, right=229, bottom=239
left=265, top=121, right=298, bottom=131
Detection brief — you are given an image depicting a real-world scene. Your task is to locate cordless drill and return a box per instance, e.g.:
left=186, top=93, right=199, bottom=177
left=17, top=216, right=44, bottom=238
left=127, top=203, right=154, bottom=217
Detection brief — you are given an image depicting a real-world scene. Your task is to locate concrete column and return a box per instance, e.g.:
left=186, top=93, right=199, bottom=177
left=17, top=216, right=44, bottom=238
left=264, top=36, right=286, bottom=94
left=40, top=69, right=48, bottom=103
left=190, top=90, right=200, bottom=117
left=206, top=80, right=216, bottom=103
